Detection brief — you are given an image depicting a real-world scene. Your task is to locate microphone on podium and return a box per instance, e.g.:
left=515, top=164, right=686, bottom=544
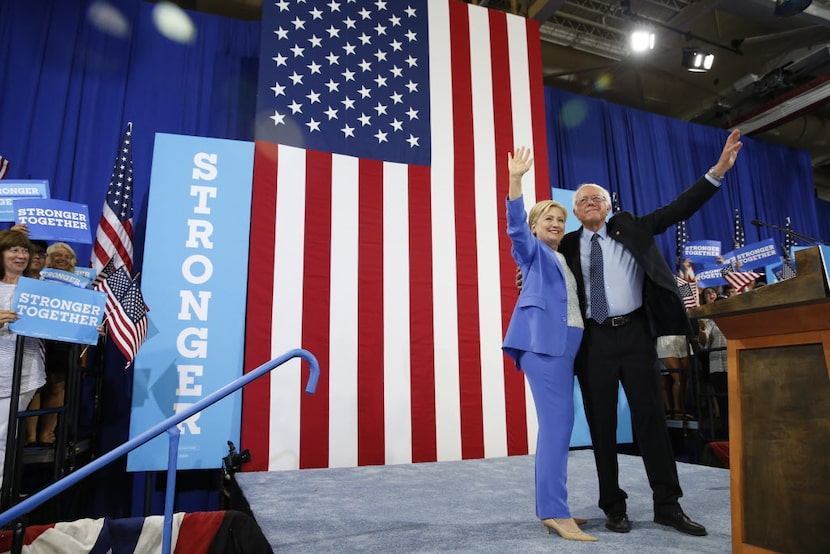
left=750, top=219, right=829, bottom=246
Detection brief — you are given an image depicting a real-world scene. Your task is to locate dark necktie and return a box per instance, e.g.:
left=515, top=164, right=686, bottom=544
left=590, top=233, right=608, bottom=323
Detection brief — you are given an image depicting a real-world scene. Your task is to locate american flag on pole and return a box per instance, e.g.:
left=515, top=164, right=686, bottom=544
left=675, top=275, right=698, bottom=309
left=101, top=266, right=148, bottom=369
left=243, top=0, right=550, bottom=471
left=0, top=155, right=9, bottom=180
left=733, top=209, right=745, bottom=250
left=776, top=216, right=798, bottom=281
left=91, top=123, right=134, bottom=274
left=675, top=219, right=687, bottom=262
left=721, top=263, right=761, bottom=292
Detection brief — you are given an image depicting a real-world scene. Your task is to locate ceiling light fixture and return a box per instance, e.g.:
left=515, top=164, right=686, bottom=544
left=682, top=47, right=715, bottom=72
left=630, top=29, right=655, bottom=53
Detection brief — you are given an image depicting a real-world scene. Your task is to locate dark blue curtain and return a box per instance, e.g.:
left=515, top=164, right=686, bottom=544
left=545, top=88, right=822, bottom=263
left=1, top=0, right=825, bottom=519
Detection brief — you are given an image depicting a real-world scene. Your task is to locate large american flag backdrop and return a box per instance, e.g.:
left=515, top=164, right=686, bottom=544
left=242, top=0, right=552, bottom=470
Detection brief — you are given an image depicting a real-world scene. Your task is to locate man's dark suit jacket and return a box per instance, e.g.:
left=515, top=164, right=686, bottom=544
left=558, top=176, right=719, bottom=339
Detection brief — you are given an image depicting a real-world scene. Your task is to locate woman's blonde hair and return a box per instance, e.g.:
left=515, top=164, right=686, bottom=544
left=527, top=200, right=567, bottom=235
left=46, top=241, right=78, bottom=273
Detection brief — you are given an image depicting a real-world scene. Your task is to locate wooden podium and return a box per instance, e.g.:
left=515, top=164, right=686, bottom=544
left=689, top=246, right=830, bottom=554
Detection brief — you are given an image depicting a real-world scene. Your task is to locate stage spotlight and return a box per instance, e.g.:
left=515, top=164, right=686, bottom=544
left=682, top=47, right=715, bottom=72
left=630, top=29, right=655, bottom=53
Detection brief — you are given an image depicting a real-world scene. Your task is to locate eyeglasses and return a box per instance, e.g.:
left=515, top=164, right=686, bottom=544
left=31, top=253, right=46, bottom=259
left=575, top=195, right=606, bottom=206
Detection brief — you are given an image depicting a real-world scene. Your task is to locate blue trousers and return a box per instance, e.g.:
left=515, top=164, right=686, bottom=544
left=519, top=326, right=582, bottom=519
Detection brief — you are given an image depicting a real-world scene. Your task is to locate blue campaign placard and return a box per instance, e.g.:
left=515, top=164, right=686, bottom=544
left=40, top=268, right=92, bottom=289
left=729, top=238, right=779, bottom=270
left=13, top=198, right=92, bottom=243
left=127, top=133, right=254, bottom=472
left=696, top=265, right=729, bottom=288
left=73, top=267, right=97, bottom=282
left=682, top=240, right=721, bottom=263
left=9, top=277, right=105, bottom=345
left=0, top=180, right=50, bottom=221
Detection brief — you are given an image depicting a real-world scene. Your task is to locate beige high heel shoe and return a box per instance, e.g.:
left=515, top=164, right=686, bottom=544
left=541, top=518, right=599, bottom=542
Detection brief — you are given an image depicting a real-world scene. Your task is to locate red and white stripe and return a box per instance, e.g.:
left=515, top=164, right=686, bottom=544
left=92, top=204, right=133, bottom=274
left=724, top=270, right=761, bottom=292
left=243, top=2, right=550, bottom=471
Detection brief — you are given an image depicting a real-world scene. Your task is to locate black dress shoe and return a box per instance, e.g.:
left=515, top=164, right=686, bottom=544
left=654, top=510, right=707, bottom=536
left=605, top=513, right=631, bottom=533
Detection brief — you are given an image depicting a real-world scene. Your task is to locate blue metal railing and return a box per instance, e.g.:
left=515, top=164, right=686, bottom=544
left=0, top=348, right=320, bottom=553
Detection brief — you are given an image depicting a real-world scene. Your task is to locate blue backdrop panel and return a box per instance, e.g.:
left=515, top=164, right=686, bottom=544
left=551, top=187, right=633, bottom=446
left=127, top=133, right=254, bottom=472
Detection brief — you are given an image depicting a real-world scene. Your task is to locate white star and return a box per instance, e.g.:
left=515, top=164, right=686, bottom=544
left=390, top=118, right=403, bottom=131
left=306, top=118, right=321, bottom=132
left=375, top=0, right=387, bottom=10
left=389, top=65, right=403, bottom=78
left=307, top=90, right=321, bottom=103
left=326, top=52, right=340, bottom=65
left=270, top=110, right=286, bottom=125
left=405, top=30, right=416, bottom=41
left=341, top=124, right=355, bottom=137
left=342, top=68, right=356, bottom=81
left=358, top=59, right=372, bottom=72
left=343, top=42, right=356, bottom=55
left=358, top=33, right=372, bottom=45
left=374, top=130, right=388, bottom=143
left=390, top=39, right=402, bottom=52
left=308, top=35, right=323, bottom=48
left=357, top=85, right=372, bottom=98
left=309, top=7, right=324, bottom=19
left=358, top=7, right=371, bottom=19
left=343, top=16, right=356, bottom=29
left=275, top=0, right=290, bottom=11
left=404, top=6, right=416, bottom=17
left=342, top=96, right=355, bottom=109
left=291, top=17, right=305, bottom=30
left=374, top=24, right=387, bottom=36
left=308, top=60, right=322, bottom=74
left=406, top=134, right=419, bottom=148
left=289, top=72, right=304, bottom=85
left=290, top=44, right=305, bottom=57
left=390, top=91, right=403, bottom=104
left=406, top=107, right=418, bottom=120
left=389, top=14, right=401, bottom=27
left=405, top=55, right=417, bottom=67
left=325, top=79, right=339, bottom=92
left=374, top=75, right=388, bottom=87
left=405, top=80, right=418, bottom=93
left=327, top=0, right=341, bottom=12
left=324, top=106, right=339, bottom=120
left=374, top=102, right=388, bottom=115
left=374, top=49, right=387, bottom=62
left=326, top=25, right=340, bottom=38
left=272, top=53, right=288, bottom=66
left=288, top=100, right=303, bottom=114
left=358, top=113, right=372, bottom=126
left=271, top=82, right=286, bottom=96
left=274, top=26, right=289, bottom=40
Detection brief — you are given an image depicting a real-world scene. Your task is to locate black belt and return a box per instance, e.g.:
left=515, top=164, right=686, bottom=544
left=587, top=309, right=642, bottom=328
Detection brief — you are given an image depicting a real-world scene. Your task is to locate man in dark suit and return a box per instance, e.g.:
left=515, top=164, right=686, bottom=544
left=557, top=129, right=743, bottom=536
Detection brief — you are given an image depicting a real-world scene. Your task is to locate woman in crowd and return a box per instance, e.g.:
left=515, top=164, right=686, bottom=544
left=38, top=242, right=79, bottom=445
left=0, top=230, right=47, bottom=486
left=502, top=147, right=595, bottom=542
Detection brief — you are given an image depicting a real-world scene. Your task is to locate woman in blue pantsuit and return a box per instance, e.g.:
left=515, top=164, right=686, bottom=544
left=502, top=147, right=596, bottom=542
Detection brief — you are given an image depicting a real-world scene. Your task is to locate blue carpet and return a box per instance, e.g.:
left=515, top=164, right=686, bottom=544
left=236, top=449, right=731, bottom=552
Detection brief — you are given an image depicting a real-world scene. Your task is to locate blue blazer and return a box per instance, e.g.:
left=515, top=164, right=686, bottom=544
left=502, top=196, right=571, bottom=367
